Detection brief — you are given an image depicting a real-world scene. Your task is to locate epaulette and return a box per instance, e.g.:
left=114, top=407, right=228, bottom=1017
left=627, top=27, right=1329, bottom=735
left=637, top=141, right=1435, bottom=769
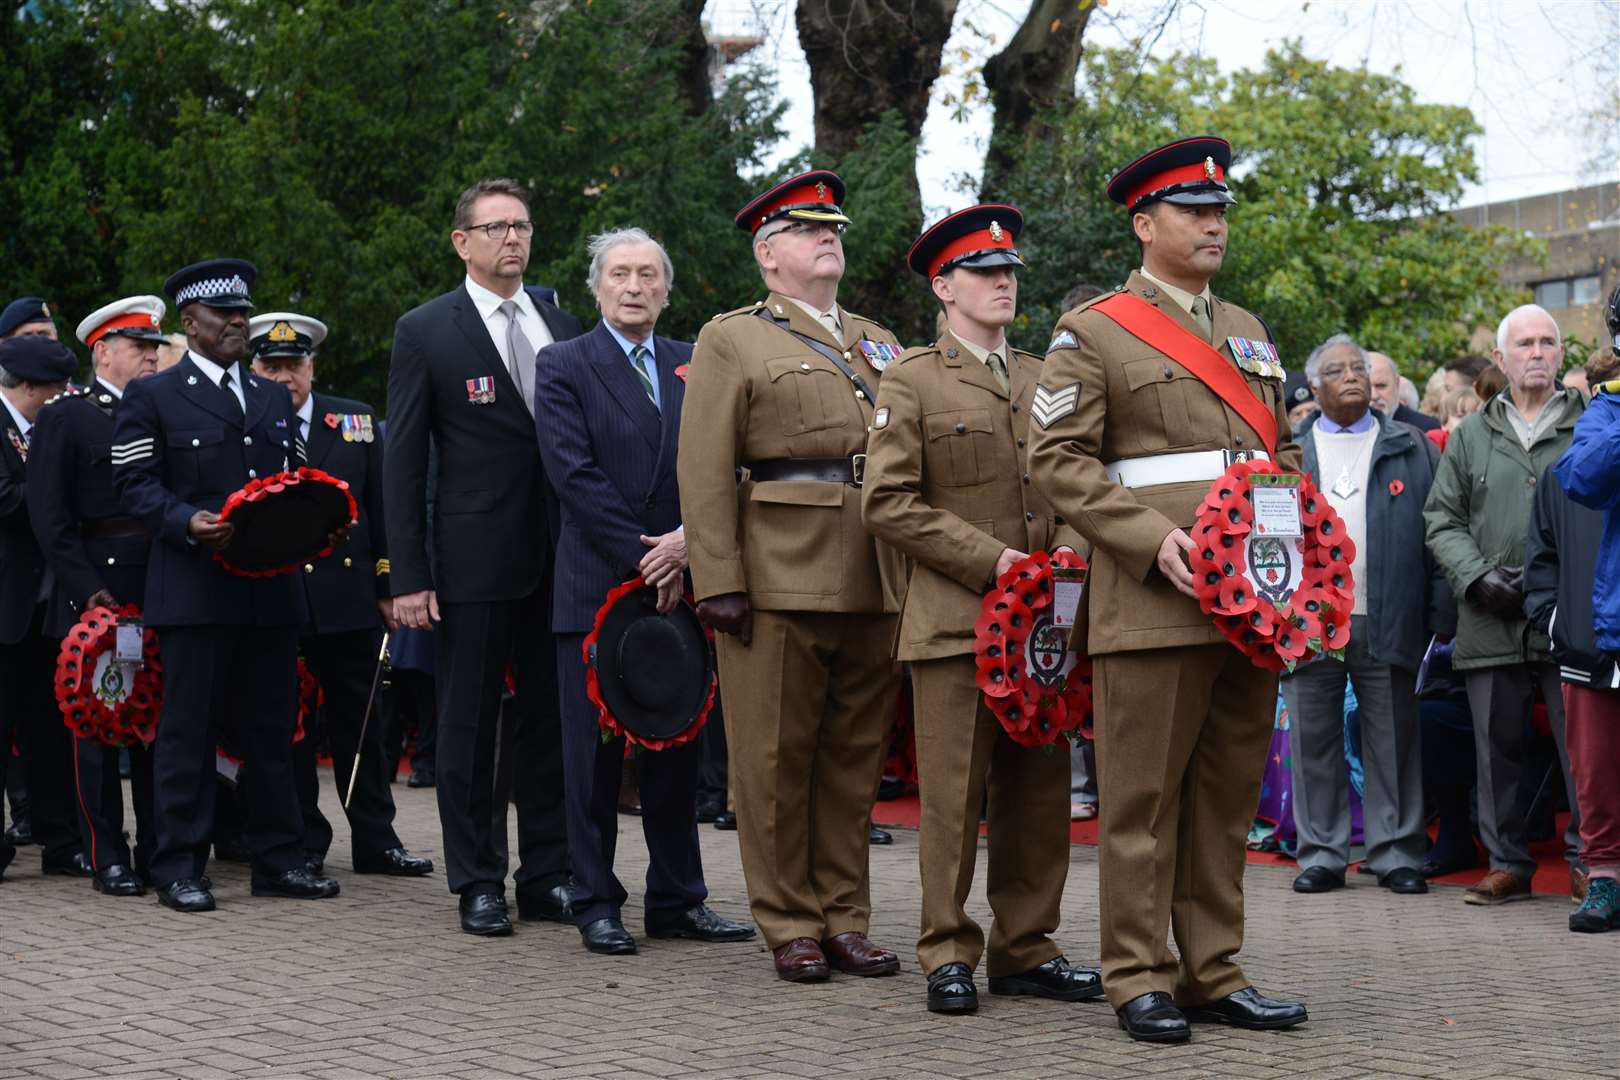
left=893, top=344, right=935, bottom=367
left=41, top=385, right=92, bottom=408
left=1253, top=311, right=1277, bottom=347
left=1011, top=346, right=1043, bottom=364
left=1595, top=378, right=1620, bottom=397
left=710, top=301, right=767, bottom=322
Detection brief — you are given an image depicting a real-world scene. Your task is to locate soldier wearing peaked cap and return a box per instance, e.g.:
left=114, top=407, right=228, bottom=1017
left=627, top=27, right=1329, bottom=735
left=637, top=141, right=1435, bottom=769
left=111, top=259, right=342, bottom=912
left=862, top=205, right=1104, bottom=1015
left=247, top=312, right=433, bottom=880
left=0, top=335, right=86, bottom=881
left=677, top=170, right=908, bottom=983
left=22, top=297, right=168, bottom=895
left=1026, top=137, right=1308, bottom=1042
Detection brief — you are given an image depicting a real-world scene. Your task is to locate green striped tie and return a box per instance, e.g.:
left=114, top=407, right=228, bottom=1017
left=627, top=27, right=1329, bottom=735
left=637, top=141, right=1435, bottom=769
left=631, top=344, right=658, bottom=409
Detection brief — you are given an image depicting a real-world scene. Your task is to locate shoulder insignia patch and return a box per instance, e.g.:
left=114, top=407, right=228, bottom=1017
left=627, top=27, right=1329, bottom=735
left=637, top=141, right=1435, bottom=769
left=1047, top=330, right=1079, bottom=354
left=1031, top=382, right=1081, bottom=429
left=873, top=406, right=890, bottom=429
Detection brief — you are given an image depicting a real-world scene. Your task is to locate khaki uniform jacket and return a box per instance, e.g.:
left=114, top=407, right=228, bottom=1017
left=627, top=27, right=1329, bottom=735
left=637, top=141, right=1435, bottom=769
left=862, top=331, right=1083, bottom=660
left=678, top=291, right=904, bottom=614
left=1027, top=271, right=1302, bottom=655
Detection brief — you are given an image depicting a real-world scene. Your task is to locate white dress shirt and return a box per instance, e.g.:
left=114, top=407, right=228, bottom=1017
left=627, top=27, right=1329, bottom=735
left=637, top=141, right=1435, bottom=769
left=296, top=394, right=314, bottom=445
left=464, top=275, right=554, bottom=379
left=187, top=350, right=247, bottom=411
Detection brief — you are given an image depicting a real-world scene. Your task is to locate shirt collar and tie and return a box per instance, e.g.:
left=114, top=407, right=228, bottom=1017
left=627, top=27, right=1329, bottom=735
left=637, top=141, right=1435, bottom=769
left=602, top=321, right=661, bottom=412
left=464, top=275, right=554, bottom=416
left=296, top=394, right=315, bottom=443
left=787, top=296, right=844, bottom=346
left=1139, top=267, right=1215, bottom=339
left=186, top=350, right=246, bottom=414
left=954, top=334, right=1010, bottom=394
left=1316, top=409, right=1377, bottom=435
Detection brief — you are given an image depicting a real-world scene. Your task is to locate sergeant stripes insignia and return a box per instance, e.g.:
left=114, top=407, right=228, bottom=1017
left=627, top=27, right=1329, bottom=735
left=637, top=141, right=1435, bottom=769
left=109, top=437, right=155, bottom=464
left=1030, top=382, right=1080, bottom=429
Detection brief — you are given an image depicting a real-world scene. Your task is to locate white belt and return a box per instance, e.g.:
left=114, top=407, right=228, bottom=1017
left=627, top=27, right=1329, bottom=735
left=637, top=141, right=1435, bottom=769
left=1104, top=449, right=1269, bottom=489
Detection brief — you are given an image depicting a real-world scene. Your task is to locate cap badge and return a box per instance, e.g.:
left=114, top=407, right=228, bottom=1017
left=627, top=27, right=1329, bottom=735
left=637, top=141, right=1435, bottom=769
left=268, top=321, right=297, bottom=343
left=989, top=220, right=1004, bottom=242
left=148, top=313, right=160, bottom=328
left=40, top=302, right=51, bottom=318
left=815, top=181, right=828, bottom=199
left=1204, top=156, right=1216, bottom=181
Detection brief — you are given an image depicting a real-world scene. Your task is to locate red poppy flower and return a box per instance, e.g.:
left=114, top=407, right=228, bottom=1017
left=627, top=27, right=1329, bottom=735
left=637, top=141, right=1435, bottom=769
left=1299, top=490, right=1326, bottom=527
left=1274, top=625, right=1309, bottom=661
left=1218, top=491, right=1253, bottom=535
left=1215, top=576, right=1258, bottom=615
left=1388, top=478, right=1405, bottom=496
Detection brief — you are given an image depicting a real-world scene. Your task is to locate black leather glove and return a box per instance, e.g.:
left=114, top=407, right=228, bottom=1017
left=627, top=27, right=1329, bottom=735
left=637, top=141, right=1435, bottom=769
left=695, top=592, right=753, bottom=646
left=1466, top=565, right=1525, bottom=620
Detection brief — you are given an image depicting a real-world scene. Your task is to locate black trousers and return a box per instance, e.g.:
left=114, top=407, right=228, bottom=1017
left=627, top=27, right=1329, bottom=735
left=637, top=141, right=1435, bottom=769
left=382, top=667, right=436, bottom=775
left=0, top=607, right=82, bottom=862
left=434, top=585, right=567, bottom=897
left=149, top=625, right=304, bottom=887
left=74, top=737, right=155, bottom=875
left=555, top=634, right=706, bottom=927
left=293, top=628, right=403, bottom=863
left=697, top=693, right=729, bottom=809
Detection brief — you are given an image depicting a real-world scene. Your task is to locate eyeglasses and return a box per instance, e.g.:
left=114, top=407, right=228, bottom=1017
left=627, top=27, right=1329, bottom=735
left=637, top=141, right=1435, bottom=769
left=771, top=220, right=845, bottom=239
left=465, top=220, right=534, bottom=240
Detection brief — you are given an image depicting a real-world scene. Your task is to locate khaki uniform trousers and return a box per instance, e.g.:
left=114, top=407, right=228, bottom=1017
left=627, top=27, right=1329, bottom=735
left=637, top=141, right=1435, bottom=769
left=911, top=653, right=1070, bottom=977
left=1092, top=642, right=1278, bottom=1009
left=715, top=609, right=899, bottom=949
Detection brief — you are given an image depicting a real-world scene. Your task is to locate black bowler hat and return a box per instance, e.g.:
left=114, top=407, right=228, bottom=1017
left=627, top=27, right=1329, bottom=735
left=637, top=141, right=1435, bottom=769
left=0, top=296, right=53, bottom=337
left=1284, top=369, right=1314, bottom=409
left=735, top=170, right=850, bottom=234
left=163, top=258, right=257, bottom=310
left=1106, top=136, right=1236, bottom=213
left=0, top=335, right=77, bottom=384
left=906, top=204, right=1027, bottom=279
left=586, top=584, right=715, bottom=747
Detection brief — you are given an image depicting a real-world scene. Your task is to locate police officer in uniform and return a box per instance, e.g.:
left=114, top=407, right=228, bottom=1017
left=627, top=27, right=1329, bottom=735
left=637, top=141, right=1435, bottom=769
left=112, top=259, right=340, bottom=912
left=247, top=312, right=433, bottom=879
left=26, top=296, right=168, bottom=895
left=1027, top=138, right=1309, bottom=1042
left=862, top=205, right=1104, bottom=1014
left=678, top=171, right=906, bottom=983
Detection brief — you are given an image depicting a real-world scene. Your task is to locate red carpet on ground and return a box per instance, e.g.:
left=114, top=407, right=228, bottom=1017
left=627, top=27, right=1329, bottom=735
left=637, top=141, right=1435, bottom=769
left=871, top=795, right=1575, bottom=897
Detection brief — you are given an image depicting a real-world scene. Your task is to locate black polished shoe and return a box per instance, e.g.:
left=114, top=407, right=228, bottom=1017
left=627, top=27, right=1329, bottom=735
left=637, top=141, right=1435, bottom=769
left=1378, top=866, right=1429, bottom=894
left=696, top=798, right=723, bottom=824
left=580, top=917, right=637, bottom=955
left=988, top=955, right=1104, bottom=1001
left=406, top=767, right=436, bottom=788
left=304, top=854, right=325, bottom=876
left=646, top=903, right=756, bottom=942
left=251, top=866, right=340, bottom=899
left=42, top=851, right=94, bottom=877
left=157, top=878, right=216, bottom=913
left=92, top=863, right=145, bottom=897
left=3, top=819, right=31, bottom=847
left=1183, top=986, right=1307, bottom=1030
left=459, top=893, right=512, bottom=936
left=354, top=847, right=435, bottom=876
left=1291, top=866, right=1345, bottom=893
left=926, top=962, right=978, bottom=1014
left=516, top=881, right=575, bottom=923
left=870, top=825, right=894, bottom=845
left=712, top=811, right=737, bottom=831
left=1116, top=991, right=1190, bottom=1043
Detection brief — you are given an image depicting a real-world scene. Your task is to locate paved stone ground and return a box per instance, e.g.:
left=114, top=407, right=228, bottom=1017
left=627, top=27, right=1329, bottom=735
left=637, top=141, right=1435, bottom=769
left=1, top=770, right=1615, bottom=1080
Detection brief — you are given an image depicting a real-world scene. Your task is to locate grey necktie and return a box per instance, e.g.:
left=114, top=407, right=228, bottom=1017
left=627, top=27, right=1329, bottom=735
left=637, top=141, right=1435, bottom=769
left=987, top=350, right=1009, bottom=394
left=818, top=310, right=842, bottom=346
left=498, top=299, right=536, bottom=415
left=1191, top=295, right=1213, bottom=340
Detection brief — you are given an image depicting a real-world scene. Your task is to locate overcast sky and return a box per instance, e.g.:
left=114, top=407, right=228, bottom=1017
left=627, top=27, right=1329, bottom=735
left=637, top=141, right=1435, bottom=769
left=710, top=0, right=1619, bottom=223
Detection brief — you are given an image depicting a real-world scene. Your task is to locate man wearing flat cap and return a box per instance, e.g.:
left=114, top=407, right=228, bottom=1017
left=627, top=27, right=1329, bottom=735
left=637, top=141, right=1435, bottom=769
left=248, top=312, right=433, bottom=882
left=1027, top=137, right=1308, bottom=1042
left=678, top=170, right=907, bottom=983
left=0, top=334, right=86, bottom=881
left=25, top=297, right=168, bottom=895
left=111, top=258, right=340, bottom=912
left=0, top=296, right=60, bottom=340
left=863, top=205, right=1104, bottom=1015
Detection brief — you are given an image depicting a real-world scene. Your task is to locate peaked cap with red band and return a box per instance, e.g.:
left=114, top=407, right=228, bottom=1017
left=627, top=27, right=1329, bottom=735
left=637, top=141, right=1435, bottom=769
left=735, top=169, right=850, bottom=234
left=75, top=295, right=167, bottom=348
left=906, top=204, right=1027, bottom=279
left=1106, top=136, right=1236, bottom=213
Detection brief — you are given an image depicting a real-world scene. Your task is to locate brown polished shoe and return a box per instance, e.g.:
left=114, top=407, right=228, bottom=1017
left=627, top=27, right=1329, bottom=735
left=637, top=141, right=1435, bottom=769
left=773, top=937, right=830, bottom=983
left=1572, top=865, right=1590, bottom=904
left=822, top=931, right=900, bottom=976
left=1464, top=868, right=1533, bottom=905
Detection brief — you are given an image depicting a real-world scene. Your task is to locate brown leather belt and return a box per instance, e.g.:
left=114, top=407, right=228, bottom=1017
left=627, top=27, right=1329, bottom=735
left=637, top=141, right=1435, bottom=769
left=746, top=455, right=865, bottom=486
left=80, top=516, right=148, bottom=541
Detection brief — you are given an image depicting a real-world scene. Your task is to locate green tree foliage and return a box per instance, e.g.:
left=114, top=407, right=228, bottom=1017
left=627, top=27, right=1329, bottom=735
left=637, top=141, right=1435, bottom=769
left=999, top=43, right=1541, bottom=375
left=1, top=0, right=785, bottom=405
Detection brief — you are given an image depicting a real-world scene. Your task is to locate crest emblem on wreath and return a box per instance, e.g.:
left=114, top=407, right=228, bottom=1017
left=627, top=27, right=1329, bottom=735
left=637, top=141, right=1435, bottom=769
left=1247, top=537, right=1293, bottom=603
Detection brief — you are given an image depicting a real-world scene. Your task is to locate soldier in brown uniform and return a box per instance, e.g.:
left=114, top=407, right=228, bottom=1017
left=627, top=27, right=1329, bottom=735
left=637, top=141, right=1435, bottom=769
left=862, top=205, right=1105, bottom=1015
left=1026, top=137, right=1309, bottom=1043
left=678, top=170, right=906, bottom=983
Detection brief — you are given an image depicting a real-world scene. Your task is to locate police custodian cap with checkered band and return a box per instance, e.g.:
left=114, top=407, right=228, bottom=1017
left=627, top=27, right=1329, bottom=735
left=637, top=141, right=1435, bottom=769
left=906, top=204, right=1027, bottom=279
left=1106, top=136, right=1236, bottom=213
left=163, top=258, right=257, bottom=310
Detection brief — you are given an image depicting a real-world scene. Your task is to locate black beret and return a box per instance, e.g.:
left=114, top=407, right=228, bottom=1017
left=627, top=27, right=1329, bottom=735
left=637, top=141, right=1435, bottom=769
left=0, top=296, right=53, bottom=338
left=0, top=335, right=78, bottom=384
left=1283, top=368, right=1314, bottom=407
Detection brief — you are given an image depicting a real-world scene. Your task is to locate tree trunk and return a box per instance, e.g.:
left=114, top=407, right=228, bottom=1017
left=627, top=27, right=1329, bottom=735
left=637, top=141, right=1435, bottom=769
left=651, top=0, right=713, bottom=116
left=980, top=0, right=1092, bottom=197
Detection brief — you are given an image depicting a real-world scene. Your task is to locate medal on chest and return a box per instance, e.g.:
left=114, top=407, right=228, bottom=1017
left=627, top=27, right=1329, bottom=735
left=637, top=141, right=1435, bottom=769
left=857, top=339, right=898, bottom=371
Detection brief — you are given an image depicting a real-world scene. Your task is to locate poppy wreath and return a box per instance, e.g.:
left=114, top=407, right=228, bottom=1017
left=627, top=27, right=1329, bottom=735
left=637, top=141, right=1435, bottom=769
left=1188, top=459, right=1353, bottom=673
left=54, top=605, right=162, bottom=748
left=213, top=466, right=359, bottom=578
left=972, top=550, right=1093, bottom=748
left=582, top=577, right=716, bottom=754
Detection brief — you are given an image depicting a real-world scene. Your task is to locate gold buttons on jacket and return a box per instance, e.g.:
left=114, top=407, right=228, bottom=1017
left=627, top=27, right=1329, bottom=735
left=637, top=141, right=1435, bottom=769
left=343, top=557, right=353, bottom=568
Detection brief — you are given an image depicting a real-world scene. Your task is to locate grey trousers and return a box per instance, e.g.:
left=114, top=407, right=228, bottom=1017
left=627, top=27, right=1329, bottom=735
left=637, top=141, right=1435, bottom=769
left=1464, top=662, right=1580, bottom=878
left=1280, top=616, right=1427, bottom=875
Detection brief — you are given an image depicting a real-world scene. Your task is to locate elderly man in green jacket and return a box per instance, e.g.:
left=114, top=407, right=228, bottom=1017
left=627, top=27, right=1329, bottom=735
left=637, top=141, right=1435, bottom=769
left=1424, top=303, right=1588, bottom=906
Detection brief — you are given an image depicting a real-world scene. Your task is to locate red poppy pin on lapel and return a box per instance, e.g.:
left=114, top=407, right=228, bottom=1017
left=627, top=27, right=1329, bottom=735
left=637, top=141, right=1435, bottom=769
left=324, top=413, right=340, bottom=428
left=1388, top=479, right=1405, bottom=496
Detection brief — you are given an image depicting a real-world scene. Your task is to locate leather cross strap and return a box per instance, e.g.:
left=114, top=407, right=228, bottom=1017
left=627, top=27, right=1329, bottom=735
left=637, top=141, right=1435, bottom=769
left=753, top=307, right=877, bottom=405
left=1090, top=292, right=1278, bottom=456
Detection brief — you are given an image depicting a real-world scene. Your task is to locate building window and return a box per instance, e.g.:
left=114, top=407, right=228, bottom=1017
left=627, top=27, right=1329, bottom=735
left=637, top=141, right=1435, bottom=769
left=1534, top=274, right=1603, bottom=309
left=1572, top=274, right=1601, bottom=306
left=1535, top=280, right=1570, bottom=308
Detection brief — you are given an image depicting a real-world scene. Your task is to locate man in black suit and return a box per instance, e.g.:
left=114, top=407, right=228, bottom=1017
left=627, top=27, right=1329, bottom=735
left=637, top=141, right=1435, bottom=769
left=535, top=227, right=755, bottom=955
left=112, top=259, right=340, bottom=912
left=27, top=296, right=168, bottom=896
left=247, top=312, right=433, bottom=880
left=384, top=177, right=582, bottom=935
left=0, top=335, right=83, bottom=881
